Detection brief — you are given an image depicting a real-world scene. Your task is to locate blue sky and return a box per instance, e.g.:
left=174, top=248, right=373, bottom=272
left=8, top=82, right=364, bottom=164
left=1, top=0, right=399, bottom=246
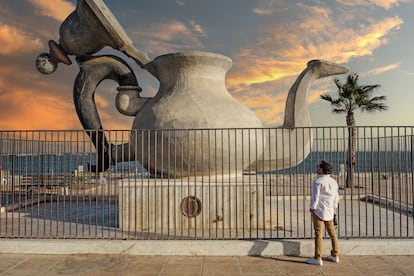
left=0, top=0, right=412, bottom=130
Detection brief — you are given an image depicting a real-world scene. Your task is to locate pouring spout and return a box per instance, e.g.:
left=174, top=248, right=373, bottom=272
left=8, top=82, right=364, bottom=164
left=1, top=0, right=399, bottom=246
left=283, top=60, right=349, bottom=128
left=248, top=59, right=349, bottom=172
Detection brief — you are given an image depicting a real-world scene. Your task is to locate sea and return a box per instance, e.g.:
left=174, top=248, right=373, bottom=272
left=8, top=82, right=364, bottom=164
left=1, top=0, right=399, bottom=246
left=1, top=151, right=413, bottom=176
left=0, top=153, right=144, bottom=176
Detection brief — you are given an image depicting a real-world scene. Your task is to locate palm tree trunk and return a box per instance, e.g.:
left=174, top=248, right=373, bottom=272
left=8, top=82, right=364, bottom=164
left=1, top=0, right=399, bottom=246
left=346, top=112, right=356, bottom=188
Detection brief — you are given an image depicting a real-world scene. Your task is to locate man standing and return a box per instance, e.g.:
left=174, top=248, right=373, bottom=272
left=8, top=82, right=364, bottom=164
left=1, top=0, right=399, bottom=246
left=306, top=160, right=339, bottom=266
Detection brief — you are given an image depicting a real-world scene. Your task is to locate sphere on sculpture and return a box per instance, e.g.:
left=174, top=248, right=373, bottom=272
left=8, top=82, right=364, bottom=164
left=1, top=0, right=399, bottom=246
left=35, top=53, right=58, bottom=75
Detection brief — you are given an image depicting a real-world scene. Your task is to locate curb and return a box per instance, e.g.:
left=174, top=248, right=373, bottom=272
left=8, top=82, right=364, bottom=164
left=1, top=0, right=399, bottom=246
left=1, top=239, right=413, bottom=256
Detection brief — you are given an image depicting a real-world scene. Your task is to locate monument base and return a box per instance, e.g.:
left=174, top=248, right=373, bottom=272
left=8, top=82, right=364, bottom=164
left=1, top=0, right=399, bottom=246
left=118, top=177, right=274, bottom=235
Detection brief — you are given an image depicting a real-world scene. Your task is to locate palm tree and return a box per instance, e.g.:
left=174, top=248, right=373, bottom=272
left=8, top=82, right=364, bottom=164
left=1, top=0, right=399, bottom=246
left=321, top=73, right=388, bottom=188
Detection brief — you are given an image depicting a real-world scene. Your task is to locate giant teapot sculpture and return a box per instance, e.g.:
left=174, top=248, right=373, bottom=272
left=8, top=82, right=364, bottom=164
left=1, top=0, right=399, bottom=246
left=36, top=0, right=349, bottom=177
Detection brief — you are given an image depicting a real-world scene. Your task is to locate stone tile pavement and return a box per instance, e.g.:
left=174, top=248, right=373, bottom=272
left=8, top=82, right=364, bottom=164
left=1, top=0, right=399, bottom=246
left=0, top=254, right=413, bottom=276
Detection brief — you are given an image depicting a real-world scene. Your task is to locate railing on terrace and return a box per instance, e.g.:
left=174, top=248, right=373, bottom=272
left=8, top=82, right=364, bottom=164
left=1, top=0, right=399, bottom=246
left=0, top=127, right=413, bottom=240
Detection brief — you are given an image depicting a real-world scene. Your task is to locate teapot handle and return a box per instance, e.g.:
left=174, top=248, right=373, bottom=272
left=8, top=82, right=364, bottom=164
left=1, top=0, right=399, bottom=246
left=73, top=55, right=145, bottom=172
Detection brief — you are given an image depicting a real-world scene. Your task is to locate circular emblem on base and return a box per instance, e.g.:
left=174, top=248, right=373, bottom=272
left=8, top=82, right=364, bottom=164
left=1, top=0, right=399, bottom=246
left=180, top=196, right=202, bottom=218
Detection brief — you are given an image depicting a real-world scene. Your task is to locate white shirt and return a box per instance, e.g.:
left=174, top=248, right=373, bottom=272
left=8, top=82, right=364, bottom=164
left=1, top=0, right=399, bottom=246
left=310, top=174, right=339, bottom=221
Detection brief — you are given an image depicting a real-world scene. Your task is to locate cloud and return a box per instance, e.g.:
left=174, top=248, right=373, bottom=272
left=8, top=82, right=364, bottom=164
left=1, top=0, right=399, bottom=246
left=0, top=65, right=77, bottom=130
left=96, top=96, right=134, bottom=130
left=0, top=0, right=409, bottom=129
left=130, top=20, right=206, bottom=55
left=188, top=20, right=207, bottom=37
left=235, top=88, right=288, bottom=125
left=28, top=0, right=74, bottom=22
left=230, top=74, right=339, bottom=126
left=0, top=64, right=134, bottom=130
left=336, top=0, right=412, bottom=10
left=252, top=8, right=275, bottom=15
left=252, top=0, right=289, bottom=15
left=0, top=87, right=79, bottom=130
left=226, top=2, right=404, bottom=125
left=0, top=23, right=43, bottom=55
left=364, top=63, right=400, bottom=76
left=228, top=10, right=403, bottom=88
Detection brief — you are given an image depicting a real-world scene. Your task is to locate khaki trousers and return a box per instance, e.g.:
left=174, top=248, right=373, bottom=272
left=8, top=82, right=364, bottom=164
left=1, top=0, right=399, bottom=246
left=312, top=213, right=339, bottom=260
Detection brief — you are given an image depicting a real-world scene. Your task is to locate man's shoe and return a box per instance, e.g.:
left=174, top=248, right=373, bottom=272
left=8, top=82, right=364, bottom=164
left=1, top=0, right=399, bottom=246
left=325, top=255, right=339, bottom=263
left=306, top=258, right=323, bottom=266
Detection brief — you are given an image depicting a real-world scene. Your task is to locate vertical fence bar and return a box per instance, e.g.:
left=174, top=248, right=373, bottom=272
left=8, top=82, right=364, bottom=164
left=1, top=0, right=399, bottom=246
left=0, top=136, right=2, bottom=236
left=411, top=131, right=414, bottom=236
left=233, top=128, right=238, bottom=239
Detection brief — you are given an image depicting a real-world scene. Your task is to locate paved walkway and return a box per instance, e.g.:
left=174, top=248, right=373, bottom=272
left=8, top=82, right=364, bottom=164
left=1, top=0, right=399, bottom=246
left=0, top=254, right=413, bottom=275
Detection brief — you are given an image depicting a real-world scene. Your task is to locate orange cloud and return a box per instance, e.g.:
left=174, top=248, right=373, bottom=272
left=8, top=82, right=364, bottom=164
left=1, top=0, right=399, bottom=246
left=234, top=91, right=288, bottom=126
left=224, top=12, right=403, bottom=125
left=0, top=87, right=79, bottom=130
left=0, top=24, right=43, bottom=55
left=307, top=78, right=338, bottom=104
left=0, top=86, right=133, bottom=131
left=28, top=0, right=74, bottom=22
left=336, top=0, right=412, bottom=10
left=95, top=94, right=111, bottom=110
left=0, top=66, right=77, bottom=130
left=0, top=64, right=134, bottom=131
left=188, top=20, right=207, bottom=37
left=95, top=94, right=134, bottom=130
left=230, top=76, right=339, bottom=126
left=228, top=59, right=303, bottom=88
left=0, top=1, right=407, bottom=131
left=228, top=10, right=402, bottom=89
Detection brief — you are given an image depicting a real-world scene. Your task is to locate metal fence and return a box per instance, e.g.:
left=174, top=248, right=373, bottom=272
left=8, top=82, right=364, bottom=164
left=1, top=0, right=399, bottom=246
left=0, top=127, right=413, bottom=239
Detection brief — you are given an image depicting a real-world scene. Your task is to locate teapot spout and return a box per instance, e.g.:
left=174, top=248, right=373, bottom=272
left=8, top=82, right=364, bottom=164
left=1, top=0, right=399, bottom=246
left=248, top=60, right=349, bottom=172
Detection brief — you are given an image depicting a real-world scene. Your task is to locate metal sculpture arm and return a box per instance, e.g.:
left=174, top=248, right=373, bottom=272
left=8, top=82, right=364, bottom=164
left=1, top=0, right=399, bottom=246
left=73, top=55, right=146, bottom=172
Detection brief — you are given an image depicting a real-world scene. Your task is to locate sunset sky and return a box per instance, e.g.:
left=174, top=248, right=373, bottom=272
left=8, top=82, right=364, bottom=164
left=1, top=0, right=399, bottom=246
left=0, top=0, right=413, bottom=130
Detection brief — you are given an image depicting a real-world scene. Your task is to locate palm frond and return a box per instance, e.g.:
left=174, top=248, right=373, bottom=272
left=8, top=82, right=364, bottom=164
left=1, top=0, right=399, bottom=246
left=322, top=72, right=388, bottom=121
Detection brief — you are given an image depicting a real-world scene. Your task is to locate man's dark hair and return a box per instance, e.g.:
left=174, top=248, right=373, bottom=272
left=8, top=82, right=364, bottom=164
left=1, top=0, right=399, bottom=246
left=319, top=160, right=333, bottom=174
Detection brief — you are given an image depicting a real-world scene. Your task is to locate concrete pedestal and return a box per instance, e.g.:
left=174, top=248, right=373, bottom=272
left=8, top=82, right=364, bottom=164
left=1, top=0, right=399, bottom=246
left=118, top=178, right=268, bottom=235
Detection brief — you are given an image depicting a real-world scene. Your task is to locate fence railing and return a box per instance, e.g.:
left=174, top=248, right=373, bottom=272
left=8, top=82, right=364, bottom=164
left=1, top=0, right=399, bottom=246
left=0, top=127, right=413, bottom=239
